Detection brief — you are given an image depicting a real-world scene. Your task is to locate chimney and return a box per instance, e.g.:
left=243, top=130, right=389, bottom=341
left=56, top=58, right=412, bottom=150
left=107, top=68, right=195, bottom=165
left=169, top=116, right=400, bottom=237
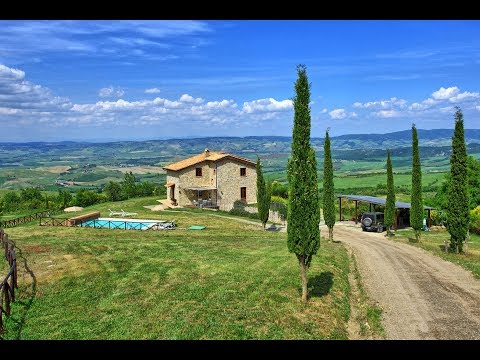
left=204, top=148, right=210, bottom=157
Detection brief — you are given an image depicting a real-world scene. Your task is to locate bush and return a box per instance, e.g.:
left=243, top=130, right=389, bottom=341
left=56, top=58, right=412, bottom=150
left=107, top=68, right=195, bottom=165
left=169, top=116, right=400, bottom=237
left=229, top=199, right=259, bottom=219
left=470, top=206, right=480, bottom=235
left=271, top=180, right=288, bottom=199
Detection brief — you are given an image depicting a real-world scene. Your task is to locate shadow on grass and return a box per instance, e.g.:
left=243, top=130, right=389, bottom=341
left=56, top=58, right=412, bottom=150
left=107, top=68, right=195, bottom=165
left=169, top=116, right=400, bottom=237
left=265, top=224, right=284, bottom=232
left=408, top=237, right=419, bottom=243
left=307, top=271, right=334, bottom=298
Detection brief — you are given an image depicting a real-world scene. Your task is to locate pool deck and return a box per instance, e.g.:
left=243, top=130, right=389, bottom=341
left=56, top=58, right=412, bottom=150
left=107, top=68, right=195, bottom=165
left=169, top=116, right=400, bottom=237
left=95, top=217, right=167, bottom=223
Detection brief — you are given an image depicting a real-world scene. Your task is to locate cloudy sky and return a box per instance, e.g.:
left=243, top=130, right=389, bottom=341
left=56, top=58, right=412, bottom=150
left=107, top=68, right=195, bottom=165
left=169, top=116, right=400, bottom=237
left=1, top=20, right=479, bottom=142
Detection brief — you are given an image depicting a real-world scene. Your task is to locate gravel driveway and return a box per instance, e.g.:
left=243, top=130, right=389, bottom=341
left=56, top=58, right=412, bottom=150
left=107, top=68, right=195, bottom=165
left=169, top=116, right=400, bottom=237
left=330, top=222, right=480, bottom=339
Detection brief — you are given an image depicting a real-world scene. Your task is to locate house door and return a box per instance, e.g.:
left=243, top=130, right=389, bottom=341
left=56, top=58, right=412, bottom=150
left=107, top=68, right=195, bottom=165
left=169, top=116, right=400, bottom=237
left=240, top=187, right=247, bottom=201
left=170, top=184, right=175, bottom=201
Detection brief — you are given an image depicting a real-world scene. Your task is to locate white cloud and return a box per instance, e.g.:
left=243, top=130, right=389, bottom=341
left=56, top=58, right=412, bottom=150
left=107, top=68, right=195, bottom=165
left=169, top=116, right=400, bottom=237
left=0, top=20, right=211, bottom=62
left=375, top=110, right=401, bottom=118
left=145, top=87, right=161, bottom=94
left=353, top=97, right=407, bottom=110
left=476, top=106, right=480, bottom=111
left=449, top=91, right=480, bottom=103
left=242, top=98, right=293, bottom=114
left=329, top=109, right=347, bottom=119
left=0, top=64, right=71, bottom=118
left=431, top=86, right=460, bottom=100
left=205, top=100, right=236, bottom=109
left=320, top=108, right=328, bottom=113
left=179, top=93, right=204, bottom=103
left=98, top=86, right=125, bottom=98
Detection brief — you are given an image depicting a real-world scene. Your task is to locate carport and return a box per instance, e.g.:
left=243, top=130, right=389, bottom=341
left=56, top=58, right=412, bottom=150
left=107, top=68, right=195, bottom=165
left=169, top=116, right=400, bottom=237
left=337, top=194, right=434, bottom=230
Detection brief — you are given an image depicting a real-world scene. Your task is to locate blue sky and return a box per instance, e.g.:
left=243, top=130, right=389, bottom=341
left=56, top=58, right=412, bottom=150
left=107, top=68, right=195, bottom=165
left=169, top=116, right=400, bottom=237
left=1, top=20, right=479, bottom=142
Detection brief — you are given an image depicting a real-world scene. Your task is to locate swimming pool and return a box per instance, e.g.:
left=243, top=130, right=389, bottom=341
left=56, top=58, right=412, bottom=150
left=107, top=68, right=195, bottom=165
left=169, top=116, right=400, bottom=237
left=79, top=217, right=162, bottom=230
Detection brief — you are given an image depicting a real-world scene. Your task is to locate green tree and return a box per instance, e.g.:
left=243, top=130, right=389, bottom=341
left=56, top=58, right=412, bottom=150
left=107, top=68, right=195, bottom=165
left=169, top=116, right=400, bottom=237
left=385, top=149, right=396, bottom=236
left=287, top=64, right=320, bottom=303
left=136, top=181, right=155, bottom=197
left=104, top=181, right=124, bottom=201
left=410, top=124, right=424, bottom=241
left=74, top=189, right=100, bottom=207
left=56, top=189, right=73, bottom=209
left=1, top=191, right=20, bottom=212
left=256, top=156, right=272, bottom=230
left=433, top=156, right=480, bottom=211
left=271, top=180, right=289, bottom=199
left=122, top=171, right=137, bottom=199
left=447, top=107, right=470, bottom=253
left=322, top=129, right=335, bottom=242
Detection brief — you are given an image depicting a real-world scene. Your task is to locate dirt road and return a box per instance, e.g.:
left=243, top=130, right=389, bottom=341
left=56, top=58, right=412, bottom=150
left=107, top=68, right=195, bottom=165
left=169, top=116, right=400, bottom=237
left=330, top=222, right=480, bottom=339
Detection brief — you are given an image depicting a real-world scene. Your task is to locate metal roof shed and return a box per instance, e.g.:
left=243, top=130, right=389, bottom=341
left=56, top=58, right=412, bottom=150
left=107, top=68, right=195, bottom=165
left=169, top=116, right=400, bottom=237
left=336, top=194, right=434, bottom=229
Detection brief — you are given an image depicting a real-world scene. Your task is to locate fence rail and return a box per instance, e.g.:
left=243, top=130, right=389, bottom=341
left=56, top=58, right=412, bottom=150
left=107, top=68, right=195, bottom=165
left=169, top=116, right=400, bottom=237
left=0, top=228, right=18, bottom=334
left=39, top=218, right=174, bottom=231
left=39, top=218, right=71, bottom=227
left=0, top=209, right=62, bottom=229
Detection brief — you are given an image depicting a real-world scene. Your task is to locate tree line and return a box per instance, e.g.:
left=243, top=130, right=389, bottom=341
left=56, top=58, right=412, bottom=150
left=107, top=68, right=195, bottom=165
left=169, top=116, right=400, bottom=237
left=0, top=171, right=166, bottom=215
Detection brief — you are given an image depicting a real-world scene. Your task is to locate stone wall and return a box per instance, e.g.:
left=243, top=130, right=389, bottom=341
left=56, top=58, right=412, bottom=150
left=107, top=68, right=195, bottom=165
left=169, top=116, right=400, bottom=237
left=216, top=158, right=257, bottom=211
left=166, top=157, right=256, bottom=210
left=244, top=206, right=286, bottom=225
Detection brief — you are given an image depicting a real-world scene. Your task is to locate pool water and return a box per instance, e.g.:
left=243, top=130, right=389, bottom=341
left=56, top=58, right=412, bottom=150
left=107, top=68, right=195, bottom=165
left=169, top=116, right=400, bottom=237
left=80, top=218, right=161, bottom=230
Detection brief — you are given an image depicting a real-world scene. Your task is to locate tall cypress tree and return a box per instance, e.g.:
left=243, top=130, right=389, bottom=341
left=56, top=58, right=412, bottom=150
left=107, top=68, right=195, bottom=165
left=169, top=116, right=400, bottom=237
left=256, top=156, right=271, bottom=230
left=385, top=149, right=396, bottom=236
left=447, top=107, right=469, bottom=253
left=287, top=64, right=320, bottom=303
left=323, top=129, right=335, bottom=242
left=410, top=124, right=424, bottom=241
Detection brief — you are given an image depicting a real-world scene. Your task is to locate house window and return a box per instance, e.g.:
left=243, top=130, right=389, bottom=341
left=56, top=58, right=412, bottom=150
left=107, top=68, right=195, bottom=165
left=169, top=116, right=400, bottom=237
left=240, top=167, right=246, bottom=176
left=240, top=187, right=247, bottom=201
left=196, top=167, right=202, bottom=177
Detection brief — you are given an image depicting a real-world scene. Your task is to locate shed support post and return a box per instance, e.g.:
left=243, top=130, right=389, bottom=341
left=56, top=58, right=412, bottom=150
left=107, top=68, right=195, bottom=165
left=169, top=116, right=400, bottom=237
left=427, top=209, right=431, bottom=228
left=355, top=201, right=358, bottom=224
left=339, top=197, right=342, bottom=222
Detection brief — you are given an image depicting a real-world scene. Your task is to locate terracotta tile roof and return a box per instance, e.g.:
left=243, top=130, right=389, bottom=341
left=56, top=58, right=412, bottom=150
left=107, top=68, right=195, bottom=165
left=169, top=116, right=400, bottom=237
left=164, top=182, right=175, bottom=187
left=163, top=149, right=256, bottom=171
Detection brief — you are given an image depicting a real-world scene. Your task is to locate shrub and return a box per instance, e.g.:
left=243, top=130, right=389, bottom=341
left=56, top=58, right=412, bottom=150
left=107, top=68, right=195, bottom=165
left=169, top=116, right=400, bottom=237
left=470, top=205, right=480, bottom=235
left=229, top=199, right=259, bottom=219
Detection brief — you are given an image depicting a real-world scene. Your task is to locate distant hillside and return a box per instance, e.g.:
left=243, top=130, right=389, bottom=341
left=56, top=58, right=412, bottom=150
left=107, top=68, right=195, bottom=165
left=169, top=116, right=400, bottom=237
left=1, top=128, right=479, bottom=190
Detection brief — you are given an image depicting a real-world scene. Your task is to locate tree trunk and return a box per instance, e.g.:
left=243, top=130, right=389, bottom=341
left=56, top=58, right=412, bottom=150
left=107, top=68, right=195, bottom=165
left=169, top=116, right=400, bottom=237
left=329, top=227, right=333, bottom=242
left=300, top=256, right=308, bottom=302
left=415, top=230, right=420, bottom=242
left=263, top=222, right=266, bottom=231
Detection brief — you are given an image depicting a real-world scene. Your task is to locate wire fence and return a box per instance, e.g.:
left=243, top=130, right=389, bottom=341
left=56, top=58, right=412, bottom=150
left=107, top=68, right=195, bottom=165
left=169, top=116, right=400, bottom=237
left=0, top=228, right=18, bottom=334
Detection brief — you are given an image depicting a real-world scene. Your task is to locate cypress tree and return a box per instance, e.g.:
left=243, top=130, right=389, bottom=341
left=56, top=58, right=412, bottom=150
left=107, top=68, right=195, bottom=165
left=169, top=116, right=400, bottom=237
left=447, top=107, right=469, bottom=253
left=323, top=129, right=335, bottom=242
left=410, top=124, right=424, bottom=241
left=385, top=149, right=396, bottom=236
left=287, top=64, right=320, bottom=303
left=256, top=156, right=271, bottom=230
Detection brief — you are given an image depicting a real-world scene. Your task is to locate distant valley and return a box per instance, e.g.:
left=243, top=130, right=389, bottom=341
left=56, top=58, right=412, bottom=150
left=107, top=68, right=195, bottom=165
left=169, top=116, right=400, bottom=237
left=1, top=129, right=479, bottom=195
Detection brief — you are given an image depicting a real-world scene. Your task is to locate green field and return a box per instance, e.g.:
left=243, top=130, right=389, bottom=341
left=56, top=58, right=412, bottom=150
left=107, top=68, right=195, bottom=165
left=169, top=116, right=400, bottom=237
left=334, top=171, right=447, bottom=191
left=1, top=197, right=369, bottom=340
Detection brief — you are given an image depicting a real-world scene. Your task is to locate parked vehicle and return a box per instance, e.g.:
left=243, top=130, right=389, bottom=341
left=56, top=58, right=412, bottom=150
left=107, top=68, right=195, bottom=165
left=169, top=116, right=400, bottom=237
left=361, top=212, right=385, bottom=232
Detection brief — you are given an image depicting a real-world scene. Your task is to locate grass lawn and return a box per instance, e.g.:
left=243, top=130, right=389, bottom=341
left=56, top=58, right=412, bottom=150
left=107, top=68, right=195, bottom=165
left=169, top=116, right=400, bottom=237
left=392, top=228, right=480, bottom=279
left=2, top=196, right=354, bottom=340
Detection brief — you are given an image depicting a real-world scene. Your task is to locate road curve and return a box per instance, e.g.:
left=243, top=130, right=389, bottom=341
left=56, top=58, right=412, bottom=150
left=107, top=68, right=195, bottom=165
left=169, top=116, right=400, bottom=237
left=330, top=222, right=480, bottom=339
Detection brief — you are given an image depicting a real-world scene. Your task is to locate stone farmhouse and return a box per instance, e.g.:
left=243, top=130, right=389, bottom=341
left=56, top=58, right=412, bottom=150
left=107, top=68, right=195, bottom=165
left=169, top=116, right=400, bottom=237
left=162, top=149, right=257, bottom=211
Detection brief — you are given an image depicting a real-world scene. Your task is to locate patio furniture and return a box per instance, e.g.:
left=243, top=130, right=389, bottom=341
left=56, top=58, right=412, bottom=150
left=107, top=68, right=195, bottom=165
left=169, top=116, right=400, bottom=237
left=121, top=209, right=138, bottom=217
